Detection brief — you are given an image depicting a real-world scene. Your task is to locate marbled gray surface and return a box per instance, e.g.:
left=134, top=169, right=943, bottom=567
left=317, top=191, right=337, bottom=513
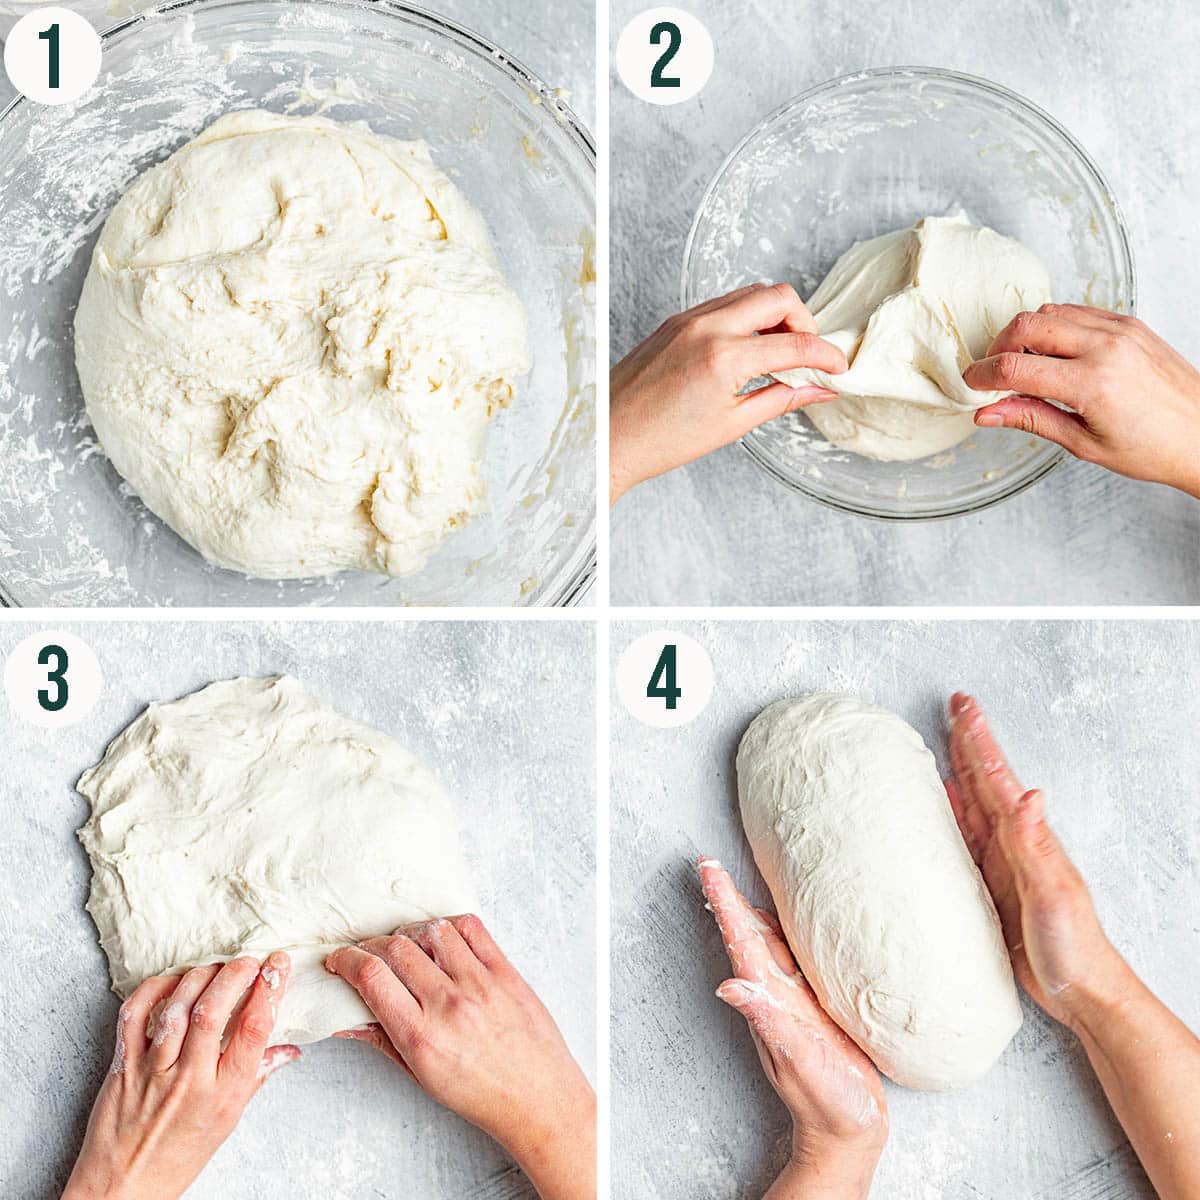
left=0, top=620, right=595, bottom=1200
left=611, top=618, right=1199, bottom=1198
left=610, top=0, right=1200, bottom=605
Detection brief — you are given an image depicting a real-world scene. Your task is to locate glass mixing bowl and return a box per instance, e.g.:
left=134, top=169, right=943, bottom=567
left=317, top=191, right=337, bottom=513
left=682, top=67, right=1134, bottom=520
left=0, top=0, right=595, bottom=604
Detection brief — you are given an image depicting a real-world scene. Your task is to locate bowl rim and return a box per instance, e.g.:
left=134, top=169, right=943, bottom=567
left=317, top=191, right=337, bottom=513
left=680, top=64, right=1137, bottom=522
left=0, top=0, right=597, bottom=608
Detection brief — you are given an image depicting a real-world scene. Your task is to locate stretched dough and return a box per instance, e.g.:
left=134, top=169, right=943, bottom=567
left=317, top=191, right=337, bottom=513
left=74, top=110, right=531, bottom=579
left=773, top=213, right=1051, bottom=461
left=736, top=693, right=1022, bottom=1090
left=77, top=675, right=474, bottom=1045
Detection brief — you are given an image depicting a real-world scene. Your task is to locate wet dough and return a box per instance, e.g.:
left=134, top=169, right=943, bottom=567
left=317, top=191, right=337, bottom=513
left=77, top=675, right=474, bottom=1045
left=774, top=213, right=1051, bottom=461
left=75, top=110, right=531, bottom=579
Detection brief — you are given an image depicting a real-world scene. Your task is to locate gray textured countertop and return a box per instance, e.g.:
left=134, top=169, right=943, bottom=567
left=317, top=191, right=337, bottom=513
left=611, top=618, right=1198, bottom=1198
left=610, top=0, right=1200, bottom=605
left=0, top=620, right=595, bottom=1200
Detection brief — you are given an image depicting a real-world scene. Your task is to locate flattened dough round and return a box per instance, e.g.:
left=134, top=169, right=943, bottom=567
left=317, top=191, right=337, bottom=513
left=737, top=693, right=1022, bottom=1090
left=77, top=675, right=474, bottom=1045
left=74, top=109, right=531, bottom=579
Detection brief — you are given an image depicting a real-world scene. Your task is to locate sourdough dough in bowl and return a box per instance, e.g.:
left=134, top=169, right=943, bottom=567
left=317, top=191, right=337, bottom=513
left=77, top=675, right=475, bottom=1045
left=74, top=109, right=532, bottom=580
left=736, top=693, right=1022, bottom=1090
left=773, top=213, right=1052, bottom=461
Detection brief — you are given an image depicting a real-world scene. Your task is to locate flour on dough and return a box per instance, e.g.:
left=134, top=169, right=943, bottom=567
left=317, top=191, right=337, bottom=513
left=773, top=213, right=1051, bottom=461
left=737, top=693, right=1022, bottom=1091
left=77, top=675, right=474, bottom=1045
left=74, top=110, right=531, bottom=579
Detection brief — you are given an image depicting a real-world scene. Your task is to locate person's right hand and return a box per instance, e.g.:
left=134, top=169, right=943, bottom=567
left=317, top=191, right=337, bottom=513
left=610, top=283, right=847, bottom=503
left=945, top=693, right=1124, bottom=1030
left=965, top=305, right=1200, bottom=497
left=697, top=859, right=886, bottom=1200
left=325, top=914, right=595, bottom=1200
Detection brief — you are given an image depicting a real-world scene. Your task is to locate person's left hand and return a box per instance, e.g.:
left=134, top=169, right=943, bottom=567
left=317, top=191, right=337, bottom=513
left=698, top=860, right=886, bottom=1197
left=63, top=954, right=299, bottom=1200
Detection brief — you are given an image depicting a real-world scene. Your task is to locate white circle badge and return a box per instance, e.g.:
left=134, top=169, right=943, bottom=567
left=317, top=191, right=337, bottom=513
left=616, top=7, right=714, bottom=106
left=616, top=630, right=714, bottom=728
left=4, top=8, right=102, bottom=106
left=4, top=630, right=103, bottom=729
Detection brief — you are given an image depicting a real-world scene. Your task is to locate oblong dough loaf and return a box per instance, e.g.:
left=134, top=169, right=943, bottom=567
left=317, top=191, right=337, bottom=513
left=736, top=693, right=1022, bottom=1090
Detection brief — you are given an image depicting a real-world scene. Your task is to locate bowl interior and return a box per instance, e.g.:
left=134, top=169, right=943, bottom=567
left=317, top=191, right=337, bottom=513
left=683, top=69, right=1133, bottom=519
left=0, top=0, right=595, bottom=604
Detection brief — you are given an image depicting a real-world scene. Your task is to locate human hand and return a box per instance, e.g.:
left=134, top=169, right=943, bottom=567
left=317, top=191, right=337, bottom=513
left=63, top=954, right=299, bottom=1200
left=610, top=283, right=847, bottom=503
left=945, top=693, right=1126, bottom=1030
left=964, top=305, right=1200, bottom=497
left=325, top=915, right=595, bottom=1200
left=697, top=859, right=886, bottom=1199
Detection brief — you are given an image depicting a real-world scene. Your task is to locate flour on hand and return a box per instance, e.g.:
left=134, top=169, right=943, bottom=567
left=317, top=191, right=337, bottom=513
left=773, top=213, right=1051, bottom=461
left=736, top=693, right=1022, bottom=1091
left=74, top=110, right=531, bottom=579
left=77, top=675, right=475, bottom=1045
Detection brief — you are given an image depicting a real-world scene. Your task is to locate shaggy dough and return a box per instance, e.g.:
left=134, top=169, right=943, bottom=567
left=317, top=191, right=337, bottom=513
left=77, top=675, right=474, bottom=1045
left=74, top=110, right=531, bottom=579
left=773, top=213, right=1051, bottom=461
left=737, top=693, right=1022, bottom=1090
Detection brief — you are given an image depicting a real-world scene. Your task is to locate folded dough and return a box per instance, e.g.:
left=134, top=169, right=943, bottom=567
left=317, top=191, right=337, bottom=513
left=77, top=675, right=474, bottom=1045
left=773, top=213, right=1051, bottom=460
left=736, top=693, right=1022, bottom=1090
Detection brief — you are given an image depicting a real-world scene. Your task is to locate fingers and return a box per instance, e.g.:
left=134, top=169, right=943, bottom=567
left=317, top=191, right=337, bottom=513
left=713, top=282, right=819, bottom=336
left=401, top=918, right=487, bottom=991
left=999, top=788, right=1071, bottom=892
left=974, top=396, right=1090, bottom=454
left=697, top=858, right=782, bottom=985
left=948, top=693, right=1026, bottom=823
left=355, top=934, right=452, bottom=1007
left=254, top=1044, right=301, bottom=1089
left=146, top=964, right=221, bottom=1072
left=734, top=381, right=839, bottom=433
left=325, top=943, right=424, bottom=1041
left=945, top=776, right=989, bottom=866
left=740, top=331, right=849, bottom=378
left=964, top=349, right=1080, bottom=399
left=683, top=282, right=774, bottom=321
left=333, top=1023, right=410, bottom=1072
left=218, top=952, right=291, bottom=1082
left=178, top=957, right=260, bottom=1071
left=715, top=976, right=789, bottom=1040
left=112, top=975, right=180, bottom=1076
left=1039, top=301, right=1127, bottom=328
left=444, top=913, right=513, bottom=973
left=985, top=310, right=1096, bottom=360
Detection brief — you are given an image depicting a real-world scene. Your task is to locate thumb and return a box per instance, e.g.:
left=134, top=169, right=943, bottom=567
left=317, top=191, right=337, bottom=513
left=1002, top=789, right=1078, bottom=900
left=255, top=1044, right=300, bottom=1088
left=735, top=382, right=839, bottom=434
left=716, top=977, right=785, bottom=1034
left=974, top=396, right=1090, bottom=456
